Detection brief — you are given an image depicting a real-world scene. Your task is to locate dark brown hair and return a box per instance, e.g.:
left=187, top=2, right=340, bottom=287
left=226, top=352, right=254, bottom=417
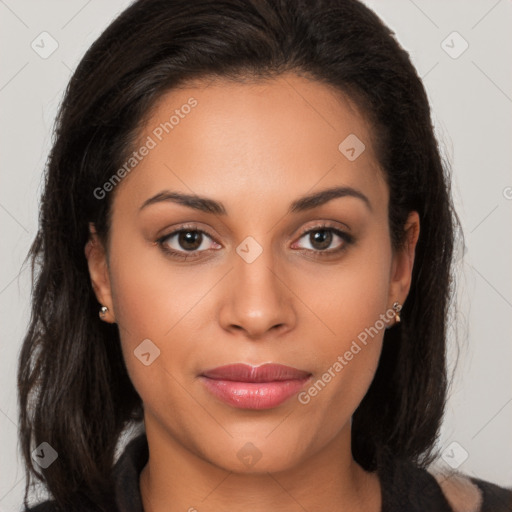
left=18, top=0, right=461, bottom=509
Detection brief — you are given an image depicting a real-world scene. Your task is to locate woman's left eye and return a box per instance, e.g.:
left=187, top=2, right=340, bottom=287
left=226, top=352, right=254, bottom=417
left=293, top=226, right=354, bottom=255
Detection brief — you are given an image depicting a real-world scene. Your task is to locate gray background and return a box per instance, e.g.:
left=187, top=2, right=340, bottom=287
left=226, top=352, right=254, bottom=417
left=1, top=0, right=511, bottom=509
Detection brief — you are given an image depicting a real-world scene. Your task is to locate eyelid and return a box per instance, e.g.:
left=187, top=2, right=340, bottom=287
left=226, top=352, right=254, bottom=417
left=156, top=224, right=219, bottom=248
left=156, top=221, right=219, bottom=240
left=295, top=220, right=351, bottom=238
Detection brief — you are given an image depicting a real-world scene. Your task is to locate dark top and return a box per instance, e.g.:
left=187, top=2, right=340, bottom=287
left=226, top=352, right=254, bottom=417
left=26, top=433, right=512, bottom=511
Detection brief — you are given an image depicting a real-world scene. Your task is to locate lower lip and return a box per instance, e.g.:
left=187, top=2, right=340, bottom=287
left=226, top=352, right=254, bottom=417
left=199, top=376, right=311, bottom=410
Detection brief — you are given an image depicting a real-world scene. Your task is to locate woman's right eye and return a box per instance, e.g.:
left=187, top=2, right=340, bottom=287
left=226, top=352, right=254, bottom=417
left=157, top=227, right=220, bottom=260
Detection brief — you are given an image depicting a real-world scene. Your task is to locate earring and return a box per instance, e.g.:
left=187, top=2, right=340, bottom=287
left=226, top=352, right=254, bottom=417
left=99, top=305, right=108, bottom=319
left=392, top=301, right=402, bottom=324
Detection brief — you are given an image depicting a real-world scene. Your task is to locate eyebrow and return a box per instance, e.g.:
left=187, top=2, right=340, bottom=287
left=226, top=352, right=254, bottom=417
left=139, top=185, right=372, bottom=215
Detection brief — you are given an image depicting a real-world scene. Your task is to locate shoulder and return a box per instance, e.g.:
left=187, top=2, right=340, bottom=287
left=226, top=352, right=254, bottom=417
left=23, top=501, right=60, bottom=512
left=24, top=433, right=148, bottom=512
left=23, top=494, right=113, bottom=512
left=379, top=455, right=512, bottom=511
left=427, top=466, right=512, bottom=512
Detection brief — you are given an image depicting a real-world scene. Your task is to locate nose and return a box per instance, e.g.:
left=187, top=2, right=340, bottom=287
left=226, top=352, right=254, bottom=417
left=218, top=245, right=296, bottom=340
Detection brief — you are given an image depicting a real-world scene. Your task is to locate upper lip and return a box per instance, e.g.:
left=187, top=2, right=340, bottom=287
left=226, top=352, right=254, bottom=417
left=200, top=363, right=311, bottom=382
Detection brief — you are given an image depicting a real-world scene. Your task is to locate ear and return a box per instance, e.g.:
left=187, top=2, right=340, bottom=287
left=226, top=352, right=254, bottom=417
left=84, top=222, right=116, bottom=323
left=388, top=211, right=420, bottom=307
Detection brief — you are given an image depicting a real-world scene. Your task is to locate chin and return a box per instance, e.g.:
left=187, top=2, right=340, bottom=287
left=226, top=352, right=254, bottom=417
left=199, top=439, right=306, bottom=475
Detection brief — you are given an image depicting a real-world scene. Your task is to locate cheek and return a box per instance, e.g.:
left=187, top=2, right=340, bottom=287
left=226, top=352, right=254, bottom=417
left=107, top=231, right=222, bottom=399
left=304, top=231, right=392, bottom=349
left=108, top=231, right=204, bottom=340
left=109, top=261, right=198, bottom=433
left=297, top=230, right=392, bottom=407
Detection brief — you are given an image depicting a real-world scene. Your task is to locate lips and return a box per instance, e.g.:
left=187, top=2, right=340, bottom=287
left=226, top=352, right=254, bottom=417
left=199, top=363, right=312, bottom=410
left=201, top=363, right=311, bottom=382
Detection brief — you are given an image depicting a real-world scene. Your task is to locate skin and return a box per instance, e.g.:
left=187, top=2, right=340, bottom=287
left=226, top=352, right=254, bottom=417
left=85, top=72, right=420, bottom=512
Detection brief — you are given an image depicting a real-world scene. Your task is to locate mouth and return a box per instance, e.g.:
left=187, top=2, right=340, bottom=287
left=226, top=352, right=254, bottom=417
left=199, top=363, right=312, bottom=410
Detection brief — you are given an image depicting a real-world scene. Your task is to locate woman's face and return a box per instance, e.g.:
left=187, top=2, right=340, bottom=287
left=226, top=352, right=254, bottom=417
left=87, top=72, right=419, bottom=473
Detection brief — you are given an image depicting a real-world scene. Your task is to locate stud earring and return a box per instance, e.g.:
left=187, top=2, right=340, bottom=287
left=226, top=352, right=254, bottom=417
left=99, top=305, right=108, bottom=319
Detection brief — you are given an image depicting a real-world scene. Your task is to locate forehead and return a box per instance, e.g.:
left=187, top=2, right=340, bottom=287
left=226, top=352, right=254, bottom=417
left=113, top=73, right=387, bottom=215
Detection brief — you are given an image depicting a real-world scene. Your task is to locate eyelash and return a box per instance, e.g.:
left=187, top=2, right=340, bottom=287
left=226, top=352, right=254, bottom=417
left=156, top=223, right=354, bottom=261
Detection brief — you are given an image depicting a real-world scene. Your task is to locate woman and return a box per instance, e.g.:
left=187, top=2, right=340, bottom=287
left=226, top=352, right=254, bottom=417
left=18, top=0, right=512, bottom=511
